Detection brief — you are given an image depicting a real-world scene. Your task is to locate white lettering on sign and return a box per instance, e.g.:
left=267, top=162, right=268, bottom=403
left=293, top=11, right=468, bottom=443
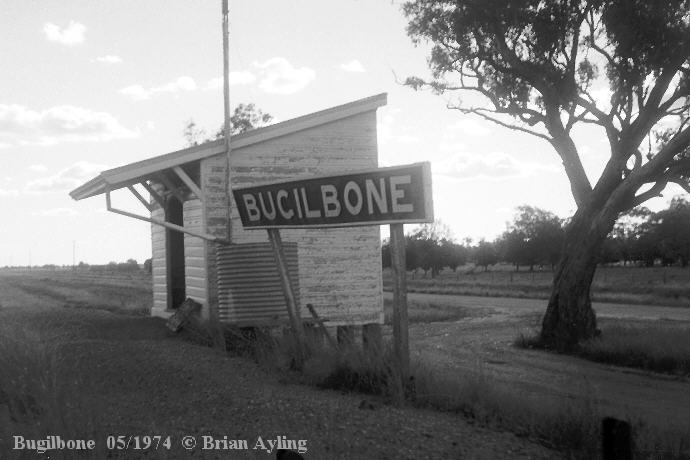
left=390, top=175, right=413, bottom=213
left=243, top=194, right=261, bottom=222
left=365, top=178, right=387, bottom=215
left=301, top=187, right=321, bottom=218
left=321, top=185, right=341, bottom=218
left=233, top=162, right=433, bottom=228
left=276, top=189, right=293, bottom=219
left=343, top=181, right=363, bottom=215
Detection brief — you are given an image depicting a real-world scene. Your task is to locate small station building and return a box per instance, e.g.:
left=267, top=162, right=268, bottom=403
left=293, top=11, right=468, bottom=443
left=70, top=94, right=387, bottom=334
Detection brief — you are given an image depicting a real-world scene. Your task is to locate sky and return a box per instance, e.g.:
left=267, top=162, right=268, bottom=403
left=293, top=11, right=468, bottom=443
left=0, top=0, right=685, bottom=266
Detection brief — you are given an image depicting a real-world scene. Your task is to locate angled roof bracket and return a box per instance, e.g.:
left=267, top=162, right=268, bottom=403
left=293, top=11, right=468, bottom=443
left=105, top=189, right=223, bottom=243
left=156, top=171, right=186, bottom=202
left=173, top=166, right=204, bottom=201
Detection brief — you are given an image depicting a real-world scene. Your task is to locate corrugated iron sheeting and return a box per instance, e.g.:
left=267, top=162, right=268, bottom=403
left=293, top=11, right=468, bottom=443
left=217, top=242, right=299, bottom=325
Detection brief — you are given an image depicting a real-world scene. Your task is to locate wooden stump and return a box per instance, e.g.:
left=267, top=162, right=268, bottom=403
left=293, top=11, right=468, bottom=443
left=602, top=417, right=632, bottom=460
left=337, top=326, right=356, bottom=347
left=362, top=323, right=382, bottom=356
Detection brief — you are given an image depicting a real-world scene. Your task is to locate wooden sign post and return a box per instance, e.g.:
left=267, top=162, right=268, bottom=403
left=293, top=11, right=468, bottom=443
left=389, top=223, right=409, bottom=380
left=233, top=162, right=433, bottom=379
left=267, top=227, right=306, bottom=360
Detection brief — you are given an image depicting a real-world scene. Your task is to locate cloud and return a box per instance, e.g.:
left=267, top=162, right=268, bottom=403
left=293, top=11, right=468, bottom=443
left=0, top=188, right=19, bottom=197
left=254, top=57, right=315, bottom=95
left=119, top=76, right=198, bottom=100
left=340, top=60, right=366, bottom=73
left=32, top=208, right=79, bottom=217
left=0, top=104, right=138, bottom=146
left=28, top=164, right=48, bottom=172
left=204, top=72, right=256, bottom=90
left=26, top=161, right=108, bottom=193
left=436, top=152, right=559, bottom=181
left=43, top=21, right=86, bottom=45
left=435, top=152, right=525, bottom=180
left=94, top=55, right=122, bottom=64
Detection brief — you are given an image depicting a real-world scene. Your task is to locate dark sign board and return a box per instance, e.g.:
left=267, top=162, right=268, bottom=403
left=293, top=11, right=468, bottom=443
left=233, top=162, right=434, bottom=229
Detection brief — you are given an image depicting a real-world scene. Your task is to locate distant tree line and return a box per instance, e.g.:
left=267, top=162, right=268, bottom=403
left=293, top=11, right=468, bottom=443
left=382, top=198, right=690, bottom=275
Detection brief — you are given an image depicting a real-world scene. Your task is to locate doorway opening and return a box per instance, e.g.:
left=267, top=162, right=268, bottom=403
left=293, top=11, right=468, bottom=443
left=166, top=197, right=186, bottom=309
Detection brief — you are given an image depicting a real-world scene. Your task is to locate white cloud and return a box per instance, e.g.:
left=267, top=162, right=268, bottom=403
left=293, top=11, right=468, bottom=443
left=205, top=72, right=256, bottom=90
left=340, top=59, right=366, bottom=73
left=119, top=76, right=198, bottom=100
left=435, top=152, right=523, bottom=180
left=26, top=161, right=108, bottom=193
left=254, top=57, right=315, bottom=95
left=28, top=164, right=48, bottom=172
left=0, top=104, right=138, bottom=146
left=94, top=55, right=122, bottom=64
left=32, top=208, right=79, bottom=217
left=435, top=152, right=559, bottom=181
left=0, top=188, right=19, bottom=197
left=43, top=21, right=86, bottom=45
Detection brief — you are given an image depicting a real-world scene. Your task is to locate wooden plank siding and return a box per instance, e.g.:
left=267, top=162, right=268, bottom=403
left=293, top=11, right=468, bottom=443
left=183, top=199, right=207, bottom=307
left=227, top=111, right=384, bottom=326
left=150, top=206, right=168, bottom=316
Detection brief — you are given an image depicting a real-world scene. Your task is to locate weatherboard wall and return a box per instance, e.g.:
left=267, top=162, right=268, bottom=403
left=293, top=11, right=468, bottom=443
left=183, top=198, right=207, bottom=306
left=227, top=110, right=384, bottom=326
left=150, top=205, right=167, bottom=316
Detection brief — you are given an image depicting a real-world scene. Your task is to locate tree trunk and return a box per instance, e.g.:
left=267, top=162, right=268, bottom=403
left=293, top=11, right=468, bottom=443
left=540, top=205, right=619, bottom=349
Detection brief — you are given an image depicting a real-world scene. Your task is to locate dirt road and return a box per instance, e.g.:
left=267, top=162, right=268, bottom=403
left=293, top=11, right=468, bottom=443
left=385, top=292, right=690, bottom=433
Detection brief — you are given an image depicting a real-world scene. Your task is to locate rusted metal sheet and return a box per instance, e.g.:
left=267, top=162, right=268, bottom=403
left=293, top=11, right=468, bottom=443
left=217, top=243, right=299, bottom=324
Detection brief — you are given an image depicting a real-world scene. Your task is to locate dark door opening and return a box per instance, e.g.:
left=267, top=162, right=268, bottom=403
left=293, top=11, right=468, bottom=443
left=166, top=197, right=186, bottom=309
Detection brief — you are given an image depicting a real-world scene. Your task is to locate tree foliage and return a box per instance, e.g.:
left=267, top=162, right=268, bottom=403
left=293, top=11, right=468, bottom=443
left=184, top=103, right=273, bottom=146
left=404, top=0, right=690, bottom=347
left=498, top=205, right=564, bottom=270
left=403, top=0, right=689, bottom=209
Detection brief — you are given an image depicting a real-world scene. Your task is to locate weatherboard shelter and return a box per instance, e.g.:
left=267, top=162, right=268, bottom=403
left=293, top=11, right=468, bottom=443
left=70, top=94, right=387, bottom=333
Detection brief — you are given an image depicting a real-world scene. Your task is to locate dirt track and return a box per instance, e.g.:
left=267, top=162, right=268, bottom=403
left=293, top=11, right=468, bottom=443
left=389, top=292, right=690, bottom=432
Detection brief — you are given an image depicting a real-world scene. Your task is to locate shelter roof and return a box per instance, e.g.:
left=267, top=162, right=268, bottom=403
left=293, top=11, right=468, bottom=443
left=70, top=93, right=387, bottom=200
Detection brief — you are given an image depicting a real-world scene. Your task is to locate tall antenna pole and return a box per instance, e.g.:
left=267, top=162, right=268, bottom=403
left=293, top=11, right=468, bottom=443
left=222, top=0, right=231, bottom=146
left=208, top=0, right=232, bottom=352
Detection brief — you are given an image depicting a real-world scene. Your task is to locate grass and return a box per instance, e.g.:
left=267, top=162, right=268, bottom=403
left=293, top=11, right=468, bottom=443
left=383, top=265, right=690, bottom=307
left=382, top=298, right=492, bottom=324
left=0, top=310, right=130, bottom=459
left=515, top=319, right=690, bottom=377
left=4, top=269, right=690, bottom=458
left=578, top=321, right=690, bottom=376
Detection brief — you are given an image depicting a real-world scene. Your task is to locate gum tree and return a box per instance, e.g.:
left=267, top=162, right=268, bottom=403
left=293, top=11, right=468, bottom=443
left=403, top=0, right=690, bottom=348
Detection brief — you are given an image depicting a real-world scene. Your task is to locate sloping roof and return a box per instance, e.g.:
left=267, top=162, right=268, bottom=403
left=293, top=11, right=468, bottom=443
left=70, top=93, right=387, bottom=200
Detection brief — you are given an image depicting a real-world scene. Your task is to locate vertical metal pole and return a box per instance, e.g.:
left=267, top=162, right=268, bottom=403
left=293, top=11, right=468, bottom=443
left=390, top=223, right=409, bottom=380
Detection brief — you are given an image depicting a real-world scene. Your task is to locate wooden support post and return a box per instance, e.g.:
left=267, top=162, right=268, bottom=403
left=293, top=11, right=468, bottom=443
left=602, top=417, right=633, bottom=460
left=127, top=185, right=154, bottom=212
left=157, top=172, right=186, bottom=202
left=173, top=166, right=204, bottom=201
left=336, top=326, right=356, bottom=347
left=306, top=303, right=338, bottom=349
left=390, top=223, right=409, bottom=379
left=267, top=228, right=306, bottom=361
left=362, top=323, right=382, bottom=356
left=304, top=324, right=323, bottom=347
left=141, top=181, right=165, bottom=208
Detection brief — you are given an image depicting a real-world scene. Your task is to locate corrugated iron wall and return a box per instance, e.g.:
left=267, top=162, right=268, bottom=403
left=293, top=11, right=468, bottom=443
left=217, top=242, right=299, bottom=325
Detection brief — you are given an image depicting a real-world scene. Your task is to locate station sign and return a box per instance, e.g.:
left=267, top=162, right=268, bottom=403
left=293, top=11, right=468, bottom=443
left=233, top=162, right=433, bottom=229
